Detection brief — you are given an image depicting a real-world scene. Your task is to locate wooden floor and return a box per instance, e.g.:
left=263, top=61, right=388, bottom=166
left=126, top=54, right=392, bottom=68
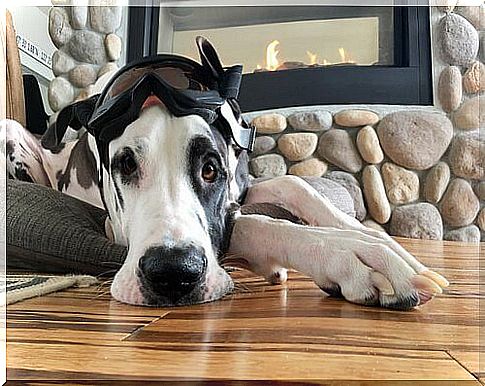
left=6, top=238, right=483, bottom=385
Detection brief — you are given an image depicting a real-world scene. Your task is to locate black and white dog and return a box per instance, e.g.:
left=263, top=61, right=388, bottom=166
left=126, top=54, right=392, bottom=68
left=3, top=38, right=448, bottom=309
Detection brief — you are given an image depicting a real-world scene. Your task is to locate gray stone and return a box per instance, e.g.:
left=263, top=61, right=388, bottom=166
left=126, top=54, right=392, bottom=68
left=362, top=219, right=386, bottom=233
left=253, top=136, right=276, bottom=156
left=362, top=165, right=391, bottom=224
left=71, top=6, right=88, bottom=29
left=98, top=62, right=119, bottom=77
left=52, top=50, right=75, bottom=76
left=390, top=203, right=443, bottom=241
left=478, top=208, right=485, bottom=231
left=454, top=96, right=484, bottom=130
left=48, top=76, right=74, bottom=112
left=437, top=13, right=479, bottom=66
left=381, top=163, right=419, bottom=205
left=302, top=177, right=355, bottom=217
left=438, top=66, right=462, bottom=112
left=49, top=7, right=72, bottom=48
left=68, top=31, right=107, bottom=65
left=376, top=111, right=453, bottom=170
left=356, top=125, right=384, bottom=164
left=251, top=113, right=287, bottom=134
left=424, top=162, right=450, bottom=204
left=105, top=34, right=122, bottom=61
left=474, top=181, right=485, bottom=201
left=449, top=132, right=484, bottom=180
left=250, top=154, right=287, bottom=178
left=278, top=133, right=318, bottom=161
left=456, top=5, right=485, bottom=30
left=69, top=64, right=97, bottom=88
left=334, top=109, right=379, bottom=127
left=287, top=111, right=332, bottom=131
left=89, top=6, right=122, bottom=34
left=440, top=178, right=480, bottom=227
left=326, top=171, right=367, bottom=221
left=445, top=225, right=481, bottom=243
left=288, top=158, right=327, bottom=177
left=317, top=129, right=363, bottom=173
left=463, top=61, right=485, bottom=94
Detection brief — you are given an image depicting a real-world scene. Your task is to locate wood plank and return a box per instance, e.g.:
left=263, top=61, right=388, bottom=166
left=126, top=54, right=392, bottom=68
left=6, top=238, right=482, bottom=382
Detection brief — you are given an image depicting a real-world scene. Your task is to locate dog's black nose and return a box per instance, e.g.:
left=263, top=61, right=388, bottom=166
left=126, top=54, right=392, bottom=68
left=138, top=245, right=207, bottom=302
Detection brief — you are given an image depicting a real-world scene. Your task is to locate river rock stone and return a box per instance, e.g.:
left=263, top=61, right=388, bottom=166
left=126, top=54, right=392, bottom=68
left=326, top=171, right=367, bottom=221
left=49, top=7, right=72, bottom=48
left=278, top=133, right=318, bottom=161
left=251, top=114, right=287, bottom=134
left=52, top=50, right=75, bottom=76
left=438, top=66, right=462, bottom=112
left=445, top=225, right=481, bottom=243
left=68, top=30, right=107, bottom=64
left=424, top=162, right=450, bottom=204
left=105, top=34, right=122, bottom=61
left=474, top=181, right=485, bottom=201
left=362, top=165, right=391, bottom=224
left=440, top=178, right=480, bottom=227
left=318, top=129, right=363, bottom=173
left=69, top=64, right=97, bottom=88
left=390, top=203, right=443, bottom=240
left=334, top=109, right=379, bottom=127
left=381, top=163, right=419, bottom=205
left=478, top=208, right=485, bottom=231
left=356, top=125, right=384, bottom=164
left=454, top=96, right=484, bottom=130
left=463, top=61, right=485, bottom=94
left=288, top=158, right=328, bottom=177
left=362, top=219, right=386, bottom=233
left=437, top=13, right=479, bottom=66
left=89, top=6, right=122, bottom=34
left=71, top=6, right=88, bottom=29
left=377, top=111, right=453, bottom=170
left=98, top=62, right=119, bottom=77
left=48, top=76, right=74, bottom=112
left=253, top=136, right=276, bottom=156
left=456, top=5, right=485, bottom=30
left=287, top=111, right=332, bottom=131
left=250, top=154, right=287, bottom=178
left=449, top=132, right=484, bottom=180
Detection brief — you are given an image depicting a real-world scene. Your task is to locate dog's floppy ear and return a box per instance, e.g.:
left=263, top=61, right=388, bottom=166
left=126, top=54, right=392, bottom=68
left=41, top=94, right=99, bottom=150
left=196, top=36, right=224, bottom=79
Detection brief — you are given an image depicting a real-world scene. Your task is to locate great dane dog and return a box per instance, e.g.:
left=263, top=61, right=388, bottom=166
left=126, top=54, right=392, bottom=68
left=3, top=37, right=448, bottom=309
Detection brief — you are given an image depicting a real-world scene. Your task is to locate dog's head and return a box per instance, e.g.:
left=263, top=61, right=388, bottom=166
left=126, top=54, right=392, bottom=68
left=47, top=38, right=253, bottom=306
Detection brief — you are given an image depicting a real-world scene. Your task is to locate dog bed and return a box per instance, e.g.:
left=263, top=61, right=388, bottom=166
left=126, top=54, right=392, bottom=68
left=6, top=178, right=355, bottom=275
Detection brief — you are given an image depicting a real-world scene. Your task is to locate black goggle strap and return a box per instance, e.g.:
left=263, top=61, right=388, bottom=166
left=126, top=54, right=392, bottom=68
left=218, top=101, right=255, bottom=152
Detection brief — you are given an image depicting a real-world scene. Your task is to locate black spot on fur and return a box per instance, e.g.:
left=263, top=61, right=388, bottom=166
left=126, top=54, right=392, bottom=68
left=14, top=165, right=34, bottom=183
left=187, top=135, right=230, bottom=259
left=57, top=133, right=98, bottom=191
left=6, top=140, right=15, bottom=162
left=240, top=203, right=306, bottom=225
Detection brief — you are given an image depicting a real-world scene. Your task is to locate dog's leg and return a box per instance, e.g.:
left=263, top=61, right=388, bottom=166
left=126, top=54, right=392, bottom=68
left=228, top=213, right=446, bottom=310
left=1, top=119, right=51, bottom=186
left=245, top=175, right=447, bottom=287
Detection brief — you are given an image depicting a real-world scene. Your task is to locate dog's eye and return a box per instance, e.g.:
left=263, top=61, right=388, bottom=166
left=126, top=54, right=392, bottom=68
left=201, top=162, right=217, bottom=183
left=119, top=153, right=138, bottom=176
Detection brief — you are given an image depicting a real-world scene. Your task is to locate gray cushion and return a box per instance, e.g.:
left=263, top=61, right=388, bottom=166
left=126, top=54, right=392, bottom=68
left=6, top=179, right=126, bottom=275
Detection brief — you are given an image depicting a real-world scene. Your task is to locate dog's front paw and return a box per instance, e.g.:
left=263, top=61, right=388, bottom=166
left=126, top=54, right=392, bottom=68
left=315, top=238, right=448, bottom=310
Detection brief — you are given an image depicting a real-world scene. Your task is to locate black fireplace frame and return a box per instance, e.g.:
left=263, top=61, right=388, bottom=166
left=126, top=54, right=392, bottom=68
left=127, top=6, right=432, bottom=112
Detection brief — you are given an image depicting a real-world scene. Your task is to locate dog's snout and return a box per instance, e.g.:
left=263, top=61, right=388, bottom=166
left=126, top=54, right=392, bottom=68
left=139, top=245, right=207, bottom=301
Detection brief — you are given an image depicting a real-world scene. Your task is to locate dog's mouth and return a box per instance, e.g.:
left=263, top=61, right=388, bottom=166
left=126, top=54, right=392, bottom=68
left=110, top=264, right=234, bottom=307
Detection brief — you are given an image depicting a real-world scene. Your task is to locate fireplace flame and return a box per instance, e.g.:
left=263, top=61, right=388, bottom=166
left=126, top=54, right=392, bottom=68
left=338, top=47, right=355, bottom=64
left=266, top=40, right=280, bottom=71
left=306, top=51, right=318, bottom=65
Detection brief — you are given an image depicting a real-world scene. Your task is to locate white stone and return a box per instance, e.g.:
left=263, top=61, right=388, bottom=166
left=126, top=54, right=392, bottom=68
left=362, top=165, right=391, bottom=224
left=318, top=129, right=363, bottom=173
left=105, top=34, right=122, bottom=61
left=438, top=66, right=462, bottom=113
left=278, top=133, right=318, bottom=162
left=288, top=158, right=328, bottom=177
left=52, top=50, right=75, bottom=76
left=251, top=114, right=287, bottom=134
left=250, top=154, right=287, bottom=178
left=49, top=7, right=72, bottom=48
left=454, top=96, right=484, bottom=130
left=440, top=178, right=480, bottom=227
left=334, top=109, right=379, bottom=127
left=356, top=125, right=384, bottom=164
left=381, top=163, right=420, bottom=205
left=48, top=76, right=74, bottom=112
left=424, top=162, right=450, bottom=204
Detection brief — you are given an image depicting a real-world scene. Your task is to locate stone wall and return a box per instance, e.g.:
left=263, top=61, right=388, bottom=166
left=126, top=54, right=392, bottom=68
left=245, top=5, right=484, bottom=243
left=47, top=4, right=123, bottom=113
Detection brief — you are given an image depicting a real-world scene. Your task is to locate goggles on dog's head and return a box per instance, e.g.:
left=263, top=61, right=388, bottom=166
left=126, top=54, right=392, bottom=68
left=87, top=37, right=256, bottom=166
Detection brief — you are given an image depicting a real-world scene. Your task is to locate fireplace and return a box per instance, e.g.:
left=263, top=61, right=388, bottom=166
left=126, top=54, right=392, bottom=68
left=127, top=6, right=432, bottom=111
